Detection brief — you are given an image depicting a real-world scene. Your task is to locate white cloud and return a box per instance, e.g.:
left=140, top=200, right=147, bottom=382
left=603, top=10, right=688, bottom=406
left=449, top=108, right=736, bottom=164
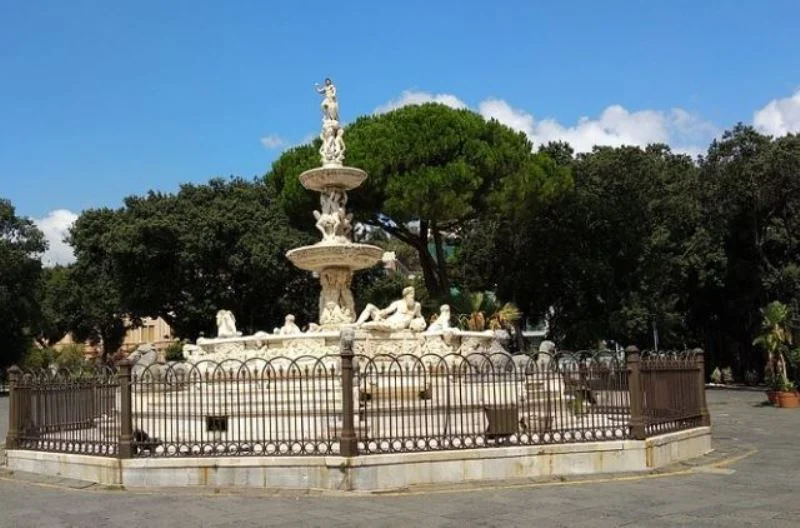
left=34, top=209, right=78, bottom=266
left=378, top=91, right=719, bottom=157
left=478, top=98, right=536, bottom=137
left=478, top=99, right=717, bottom=156
left=374, top=90, right=467, bottom=114
left=754, top=89, right=800, bottom=136
left=260, top=134, right=287, bottom=149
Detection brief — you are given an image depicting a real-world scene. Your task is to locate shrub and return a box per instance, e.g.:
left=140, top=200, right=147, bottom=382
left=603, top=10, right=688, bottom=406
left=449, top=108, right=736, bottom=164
left=164, top=341, right=185, bottom=362
left=721, top=367, right=734, bottom=385
left=744, top=369, right=759, bottom=386
left=21, top=344, right=87, bottom=370
left=710, top=367, right=722, bottom=384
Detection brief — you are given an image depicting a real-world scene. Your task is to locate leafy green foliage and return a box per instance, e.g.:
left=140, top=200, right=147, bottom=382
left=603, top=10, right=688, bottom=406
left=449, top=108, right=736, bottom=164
left=35, top=265, right=82, bottom=347
left=69, top=178, right=317, bottom=339
left=268, top=103, right=568, bottom=299
left=22, top=344, right=86, bottom=371
left=68, top=209, right=132, bottom=357
left=458, top=144, right=704, bottom=349
left=0, top=198, right=46, bottom=367
left=163, top=341, right=185, bottom=362
left=753, top=301, right=795, bottom=389
left=695, top=127, right=800, bottom=374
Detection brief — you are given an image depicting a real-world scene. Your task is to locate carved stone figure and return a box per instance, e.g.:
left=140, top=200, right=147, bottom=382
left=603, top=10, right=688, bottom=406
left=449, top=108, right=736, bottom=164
left=313, top=209, right=341, bottom=242
left=321, top=301, right=351, bottom=325
left=319, top=121, right=339, bottom=164
left=278, top=314, right=301, bottom=335
left=318, top=268, right=355, bottom=325
left=427, top=304, right=451, bottom=332
left=315, top=78, right=339, bottom=122
left=537, top=340, right=556, bottom=369
left=313, top=188, right=352, bottom=243
left=215, top=309, right=238, bottom=338
left=332, top=128, right=346, bottom=163
left=356, top=286, right=427, bottom=332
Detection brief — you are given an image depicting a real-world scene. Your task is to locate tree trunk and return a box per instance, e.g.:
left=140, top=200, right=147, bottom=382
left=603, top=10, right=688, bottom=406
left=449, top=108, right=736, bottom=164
left=431, top=222, right=451, bottom=299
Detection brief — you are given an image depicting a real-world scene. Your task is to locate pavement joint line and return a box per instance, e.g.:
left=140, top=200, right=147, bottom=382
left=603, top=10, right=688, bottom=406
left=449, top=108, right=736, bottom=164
left=0, top=445, right=758, bottom=498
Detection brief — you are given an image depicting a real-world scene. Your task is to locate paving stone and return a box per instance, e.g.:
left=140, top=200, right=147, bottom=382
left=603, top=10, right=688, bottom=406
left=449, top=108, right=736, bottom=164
left=1, top=391, right=799, bottom=527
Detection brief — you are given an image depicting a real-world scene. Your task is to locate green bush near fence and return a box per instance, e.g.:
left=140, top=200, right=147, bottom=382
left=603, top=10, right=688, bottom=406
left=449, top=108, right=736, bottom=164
left=22, top=344, right=87, bottom=371
left=164, top=341, right=185, bottom=362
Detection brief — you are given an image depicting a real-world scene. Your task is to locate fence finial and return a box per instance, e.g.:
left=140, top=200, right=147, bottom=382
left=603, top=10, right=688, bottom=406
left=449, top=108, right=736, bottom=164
left=340, top=327, right=355, bottom=354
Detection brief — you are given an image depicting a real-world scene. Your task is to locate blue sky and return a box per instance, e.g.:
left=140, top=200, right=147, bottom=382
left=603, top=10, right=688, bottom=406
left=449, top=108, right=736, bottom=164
left=1, top=0, right=799, bottom=263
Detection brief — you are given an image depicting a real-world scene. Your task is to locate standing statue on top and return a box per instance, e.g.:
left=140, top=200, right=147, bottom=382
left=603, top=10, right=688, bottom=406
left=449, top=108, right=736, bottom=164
left=315, top=78, right=346, bottom=167
left=315, top=78, right=339, bottom=122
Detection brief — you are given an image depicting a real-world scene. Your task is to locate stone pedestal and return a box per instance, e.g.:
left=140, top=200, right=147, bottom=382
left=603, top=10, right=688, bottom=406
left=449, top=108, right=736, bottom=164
left=285, top=166, right=383, bottom=329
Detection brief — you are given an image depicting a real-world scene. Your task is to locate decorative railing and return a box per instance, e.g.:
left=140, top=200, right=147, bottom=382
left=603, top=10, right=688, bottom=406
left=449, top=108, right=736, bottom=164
left=3, top=338, right=709, bottom=459
left=8, top=366, right=119, bottom=456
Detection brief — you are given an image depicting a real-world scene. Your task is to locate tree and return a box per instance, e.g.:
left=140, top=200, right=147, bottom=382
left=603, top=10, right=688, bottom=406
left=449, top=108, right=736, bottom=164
left=0, top=198, right=46, bottom=366
left=457, top=144, right=706, bottom=349
left=70, top=178, right=317, bottom=339
left=753, top=301, right=796, bottom=390
left=68, top=209, right=132, bottom=357
left=695, top=126, right=800, bottom=374
left=268, top=103, right=565, bottom=300
left=35, top=265, right=81, bottom=347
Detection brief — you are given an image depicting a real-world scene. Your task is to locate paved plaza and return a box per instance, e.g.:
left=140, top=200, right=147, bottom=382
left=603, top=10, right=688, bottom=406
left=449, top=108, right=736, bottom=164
left=0, top=390, right=798, bottom=527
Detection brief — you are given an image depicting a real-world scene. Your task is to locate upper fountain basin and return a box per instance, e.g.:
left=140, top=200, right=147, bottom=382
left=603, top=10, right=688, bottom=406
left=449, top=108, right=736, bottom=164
left=299, top=166, right=367, bottom=192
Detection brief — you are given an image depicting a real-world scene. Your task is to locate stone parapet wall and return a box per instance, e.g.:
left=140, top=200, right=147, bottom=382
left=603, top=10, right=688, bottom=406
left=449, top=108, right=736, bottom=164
left=4, top=427, right=711, bottom=492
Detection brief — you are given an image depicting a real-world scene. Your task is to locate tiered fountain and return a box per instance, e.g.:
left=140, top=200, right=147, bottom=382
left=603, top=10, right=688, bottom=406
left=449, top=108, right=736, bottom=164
left=285, top=78, right=384, bottom=329
left=181, top=78, right=502, bottom=364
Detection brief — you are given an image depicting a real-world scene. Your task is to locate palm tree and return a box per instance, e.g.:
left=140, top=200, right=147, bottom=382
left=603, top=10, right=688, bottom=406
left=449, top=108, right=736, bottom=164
left=753, top=301, right=794, bottom=391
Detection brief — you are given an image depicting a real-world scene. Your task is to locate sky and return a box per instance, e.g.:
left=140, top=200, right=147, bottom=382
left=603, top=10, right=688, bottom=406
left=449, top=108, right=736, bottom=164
left=1, top=0, right=799, bottom=265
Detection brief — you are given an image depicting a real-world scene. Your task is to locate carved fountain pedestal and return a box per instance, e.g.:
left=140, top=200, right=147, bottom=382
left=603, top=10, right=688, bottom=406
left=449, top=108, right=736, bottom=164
left=285, top=165, right=383, bottom=329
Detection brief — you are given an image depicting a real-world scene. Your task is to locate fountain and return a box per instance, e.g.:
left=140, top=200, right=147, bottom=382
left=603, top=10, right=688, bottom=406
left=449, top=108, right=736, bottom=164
left=181, top=78, right=503, bottom=364
left=285, top=77, right=384, bottom=328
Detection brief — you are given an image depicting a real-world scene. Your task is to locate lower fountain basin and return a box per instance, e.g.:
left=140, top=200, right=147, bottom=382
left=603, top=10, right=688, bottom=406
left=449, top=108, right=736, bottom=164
left=299, top=166, right=367, bottom=191
left=286, top=243, right=383, bottom=272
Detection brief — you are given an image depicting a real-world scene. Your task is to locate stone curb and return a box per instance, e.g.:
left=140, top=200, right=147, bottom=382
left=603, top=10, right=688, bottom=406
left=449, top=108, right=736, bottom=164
left=0, top=439, right=755, bottom=497
left=705, top=384, right=767, bottom=392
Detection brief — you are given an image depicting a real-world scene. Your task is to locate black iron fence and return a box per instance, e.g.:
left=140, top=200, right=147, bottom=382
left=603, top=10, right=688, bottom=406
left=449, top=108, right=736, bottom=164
left=3, top=336, right=709, bottom=459
left=7, top=366, right=119, bottom=455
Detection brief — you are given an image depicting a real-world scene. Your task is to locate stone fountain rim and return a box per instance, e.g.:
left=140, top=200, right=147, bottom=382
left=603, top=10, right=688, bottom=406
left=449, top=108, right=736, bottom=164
left=286, top=242, right=384, bottom=272
left=299, top=166, right=368, bottom=192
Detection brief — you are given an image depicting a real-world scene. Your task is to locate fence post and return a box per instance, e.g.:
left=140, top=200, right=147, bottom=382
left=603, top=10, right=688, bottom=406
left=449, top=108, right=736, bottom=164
left=339, top=328, right=358, bottom=457
left=5, top=365, right=22, bottom=449
left=694, top=348, right=710, bottom=427
left=117, top=360, right=134, bottom=458
left=626, top=346, right=646, bottom=440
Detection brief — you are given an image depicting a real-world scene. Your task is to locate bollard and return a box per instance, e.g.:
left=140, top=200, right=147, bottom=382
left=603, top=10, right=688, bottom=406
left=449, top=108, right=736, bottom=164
left=693, top=348, right=711, bottom=427
left=5, top=365, right=22, bottom=449
left=626, top=346, right=646, bottom=440
left=117, top=360, right=134, bottom=458
left=339, top=328, right=357, bottom=457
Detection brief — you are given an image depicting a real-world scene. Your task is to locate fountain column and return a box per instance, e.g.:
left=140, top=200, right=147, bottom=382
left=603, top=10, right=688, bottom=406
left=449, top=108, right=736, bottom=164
left=285, top=78, right=383, bottom=329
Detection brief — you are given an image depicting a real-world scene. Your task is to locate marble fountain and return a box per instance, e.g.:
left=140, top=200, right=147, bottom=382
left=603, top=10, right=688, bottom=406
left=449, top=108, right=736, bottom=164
left=6, top=78, right=711, bottom=492
left=180, top=77, right=507, bottom=367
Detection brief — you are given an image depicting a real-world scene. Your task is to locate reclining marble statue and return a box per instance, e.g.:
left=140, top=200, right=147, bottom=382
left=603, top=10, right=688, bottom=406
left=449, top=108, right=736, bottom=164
left=356, top=286, right=427, bottom=331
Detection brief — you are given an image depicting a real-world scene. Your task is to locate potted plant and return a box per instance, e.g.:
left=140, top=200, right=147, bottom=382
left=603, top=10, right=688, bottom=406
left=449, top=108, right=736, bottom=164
left=753, top=301, right=799, bottom=409
left=774, top=380, right=799, bottom=408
